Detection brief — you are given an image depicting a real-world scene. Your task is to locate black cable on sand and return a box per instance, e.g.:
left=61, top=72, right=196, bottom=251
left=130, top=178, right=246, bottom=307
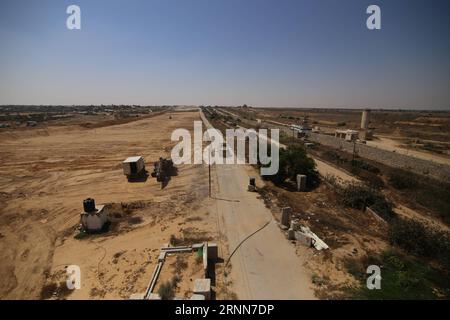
left=225, top=219, right=272, bottom=267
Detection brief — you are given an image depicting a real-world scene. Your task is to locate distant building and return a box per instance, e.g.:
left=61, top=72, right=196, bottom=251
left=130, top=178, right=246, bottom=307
left=290, top=124, right=311, bottom=137
left=335, top=129, right=359, bottom=142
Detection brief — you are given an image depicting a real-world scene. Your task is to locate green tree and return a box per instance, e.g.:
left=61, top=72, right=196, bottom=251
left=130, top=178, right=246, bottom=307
left=262, top=146, right=319, bottom=188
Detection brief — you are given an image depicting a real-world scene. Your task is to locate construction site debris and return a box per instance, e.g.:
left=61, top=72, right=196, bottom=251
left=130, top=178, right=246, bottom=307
left=300, top=226, right=329, bottom=250
left=295, top=231, right=313, bottom=247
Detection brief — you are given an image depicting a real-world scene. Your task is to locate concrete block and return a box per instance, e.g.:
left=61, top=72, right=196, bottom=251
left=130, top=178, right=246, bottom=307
left=290, top=219, right=299, bottom=231
left=281, top=207, right=292, bottom=227
left=288, top=228, right=295, bottom=240
left=158, top=251, right=166, bottom=262
left=366, top=206, right=387, bottom=225
left=190, top=294, right=206, bottom=300
left=300, top=226, right=329, bottom=250
left=193, top=278, right=211, bottom=300
left=296, top=174, right=307, bottom=191
left=207, top=243, right=218, bottom=261
left=295, top=231, right=313, bottom=247
left=248, top=185, right=256, bottom=192
left=129, top=293, right=145, bottom=300
left=161, top=245, right=191, bottom=252
left=192, top=243, right=204, bottom=250
left=148, top=293, right=161, bottom=300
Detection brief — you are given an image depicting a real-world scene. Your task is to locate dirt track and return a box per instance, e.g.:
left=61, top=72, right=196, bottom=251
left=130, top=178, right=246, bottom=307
left=212, top=163, right=316, bottom=299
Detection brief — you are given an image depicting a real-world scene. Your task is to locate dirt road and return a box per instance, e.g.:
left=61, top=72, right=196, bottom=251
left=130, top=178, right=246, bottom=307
left=212, top=163, right=316, bottom=299
left=201, top=111, right=315, bottom=299
left=215, top=108, right=356, bottom=184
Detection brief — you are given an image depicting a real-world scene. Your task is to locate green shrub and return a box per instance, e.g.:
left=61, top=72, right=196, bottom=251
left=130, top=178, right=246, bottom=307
left=337, top=183, right=393, bottom=211
left=371, top=200, right=396, bottom=221
left=353, top=159, right=380, bottom=174
left=389, top=218, right=450, bottom=270
left=324, top=150, right=345, bottom=164
left=350, top=251, right=450, bottom=299
left=389, top=170, right=417, bottom=189
left=261, top=145, right=319, bottom=189
left=158, top=281, right=175, bottom=300
left=74, top=230, right=88, bottom=240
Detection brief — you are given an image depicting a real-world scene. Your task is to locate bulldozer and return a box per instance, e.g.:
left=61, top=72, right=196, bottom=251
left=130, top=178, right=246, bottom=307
left=151, top=157, right=177, bottom=188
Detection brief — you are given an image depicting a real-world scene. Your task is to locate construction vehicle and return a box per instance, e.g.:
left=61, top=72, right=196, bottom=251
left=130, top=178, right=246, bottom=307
left=151, top=157, right=177, bottom=187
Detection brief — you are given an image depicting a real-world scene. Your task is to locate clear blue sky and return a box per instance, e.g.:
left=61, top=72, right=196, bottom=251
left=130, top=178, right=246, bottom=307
left=0, top=0, right=449, bottom=109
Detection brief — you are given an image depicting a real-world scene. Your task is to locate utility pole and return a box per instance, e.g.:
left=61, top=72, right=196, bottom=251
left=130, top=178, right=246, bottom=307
left=209, top=163, right=211, bottom=198
left=208, top=148, right=211, bottom=198
left=352, top=140, right=356, bottom=165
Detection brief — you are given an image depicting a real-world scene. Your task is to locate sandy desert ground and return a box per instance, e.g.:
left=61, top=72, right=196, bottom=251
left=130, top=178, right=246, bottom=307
left=0, top=111, right=227, bottom=299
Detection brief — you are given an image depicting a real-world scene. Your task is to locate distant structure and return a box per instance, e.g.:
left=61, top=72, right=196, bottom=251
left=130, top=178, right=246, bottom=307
left=359, top=109, right=372, bottom=140
left=361, top=109, right=370, bottom=130
left=290, top=124, right=311, bottom=138
left=335, top=129, right=359, bottom=142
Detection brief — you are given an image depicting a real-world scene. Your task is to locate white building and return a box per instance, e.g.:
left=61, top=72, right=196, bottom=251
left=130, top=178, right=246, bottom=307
left=122, top=156, right=146, bottom=179
left=335, top=129, right=359, bottom=142
left=80, top=204, right=108, bottom=232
